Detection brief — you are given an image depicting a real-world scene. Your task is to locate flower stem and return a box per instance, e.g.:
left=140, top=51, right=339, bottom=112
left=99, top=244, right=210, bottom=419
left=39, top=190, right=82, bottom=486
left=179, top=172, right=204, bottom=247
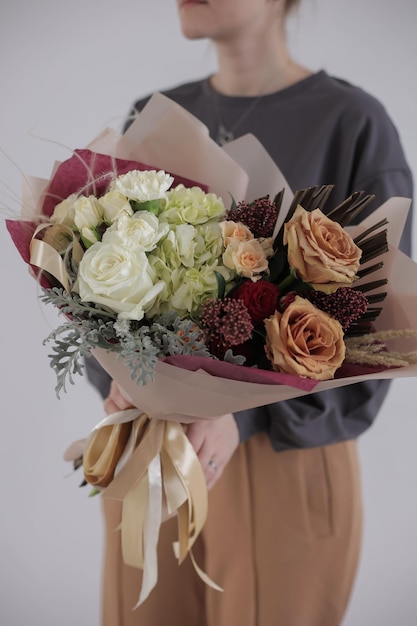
left=278, top=267, right=297, bottom=291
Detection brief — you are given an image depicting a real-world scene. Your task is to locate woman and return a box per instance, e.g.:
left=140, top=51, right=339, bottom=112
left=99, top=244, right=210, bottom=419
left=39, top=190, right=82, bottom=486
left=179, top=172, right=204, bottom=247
left=87, top=1, right=413, bottom=624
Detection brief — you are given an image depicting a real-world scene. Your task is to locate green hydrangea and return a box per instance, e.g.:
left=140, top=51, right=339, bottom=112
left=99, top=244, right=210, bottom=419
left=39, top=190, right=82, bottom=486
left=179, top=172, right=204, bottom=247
left=160, top=184, right=226, bottom=225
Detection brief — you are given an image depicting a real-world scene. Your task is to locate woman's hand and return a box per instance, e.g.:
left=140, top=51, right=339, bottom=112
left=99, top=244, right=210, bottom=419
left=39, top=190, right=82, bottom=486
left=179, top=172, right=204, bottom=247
left=104, top=381, right=239, bottom=489
left=103, top=380, right=133, bottom=415
left=184, top=414, right=239, bottom=490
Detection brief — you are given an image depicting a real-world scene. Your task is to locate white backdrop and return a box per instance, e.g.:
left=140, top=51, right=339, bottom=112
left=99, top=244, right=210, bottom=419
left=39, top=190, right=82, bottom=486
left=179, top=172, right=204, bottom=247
left=0, top=1, right=416, bottom=625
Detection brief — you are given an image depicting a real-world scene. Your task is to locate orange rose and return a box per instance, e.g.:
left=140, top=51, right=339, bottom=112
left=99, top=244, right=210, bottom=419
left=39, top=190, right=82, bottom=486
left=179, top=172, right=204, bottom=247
left=284, top=205, right=362, bottom=285
left=264, top=296, right=345, bottom=380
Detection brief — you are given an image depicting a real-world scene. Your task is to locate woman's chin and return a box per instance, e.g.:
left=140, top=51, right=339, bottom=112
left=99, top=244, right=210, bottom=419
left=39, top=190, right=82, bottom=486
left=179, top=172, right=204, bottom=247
left=178, top=1, right=212, bottom=39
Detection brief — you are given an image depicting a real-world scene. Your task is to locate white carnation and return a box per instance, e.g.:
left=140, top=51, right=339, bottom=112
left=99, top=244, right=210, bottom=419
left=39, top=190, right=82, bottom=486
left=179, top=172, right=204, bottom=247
left=102, top=212, right=169, bottom=252
left=111, top=169, right=174, bottom=202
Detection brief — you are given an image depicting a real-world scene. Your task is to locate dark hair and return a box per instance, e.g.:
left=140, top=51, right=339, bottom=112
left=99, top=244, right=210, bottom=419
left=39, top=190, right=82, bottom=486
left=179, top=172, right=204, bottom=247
left=285, top=0, right=301, bottom=13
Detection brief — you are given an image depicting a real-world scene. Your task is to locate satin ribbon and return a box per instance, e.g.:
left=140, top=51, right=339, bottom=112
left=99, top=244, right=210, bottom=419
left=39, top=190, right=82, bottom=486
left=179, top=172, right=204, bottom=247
left=29, top=223, right=84, bottom=291
left=81, top=409, right=222, bottom=607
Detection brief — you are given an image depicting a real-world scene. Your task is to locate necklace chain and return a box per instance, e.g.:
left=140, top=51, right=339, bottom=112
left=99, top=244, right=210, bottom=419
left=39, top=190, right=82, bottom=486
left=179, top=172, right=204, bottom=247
left=214, top=95, right=263, bottom=146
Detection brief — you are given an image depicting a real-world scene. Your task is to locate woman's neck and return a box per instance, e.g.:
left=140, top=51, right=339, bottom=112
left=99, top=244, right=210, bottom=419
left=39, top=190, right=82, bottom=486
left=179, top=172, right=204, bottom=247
left=211, top=31, right=311, bottom=97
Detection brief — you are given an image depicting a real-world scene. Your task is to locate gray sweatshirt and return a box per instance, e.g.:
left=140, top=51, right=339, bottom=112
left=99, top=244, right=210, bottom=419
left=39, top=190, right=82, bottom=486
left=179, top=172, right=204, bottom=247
left=85, top=71, right=413, bottom=451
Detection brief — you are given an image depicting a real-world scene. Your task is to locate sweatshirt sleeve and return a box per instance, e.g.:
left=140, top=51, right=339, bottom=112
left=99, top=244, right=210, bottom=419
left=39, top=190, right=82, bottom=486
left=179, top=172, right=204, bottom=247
left=84, top=354, right=112, bottom=400
left=234, top=164, right=414, bottom=450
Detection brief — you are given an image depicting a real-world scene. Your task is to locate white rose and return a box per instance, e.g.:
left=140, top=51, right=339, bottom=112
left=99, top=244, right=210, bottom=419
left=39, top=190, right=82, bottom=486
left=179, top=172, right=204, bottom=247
left=98, top=189, right=133, bottom=224
left=103, top=212, right=169, bottom=252
left=78, top=241, right=165, bottom=321
left=110, top=169, right=174, bottom=202
left=73, top=195, right=102, bottom=231
left=80, top=226, right=100, bottom=248
left=50, top=193, right=79, bottom=227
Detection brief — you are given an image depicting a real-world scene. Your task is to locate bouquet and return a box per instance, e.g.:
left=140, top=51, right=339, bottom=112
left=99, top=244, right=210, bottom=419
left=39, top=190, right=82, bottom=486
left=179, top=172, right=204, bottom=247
left=5, top=93, right=417, bottom=605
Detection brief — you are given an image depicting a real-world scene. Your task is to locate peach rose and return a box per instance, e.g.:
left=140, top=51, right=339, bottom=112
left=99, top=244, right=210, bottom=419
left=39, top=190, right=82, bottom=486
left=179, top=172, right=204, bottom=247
left=223, top=238, right=269, bottom=280
left=284, top=205, right=362, bottom=285
left=264, top=296, right=345, bottom=380
left=220, top=220, right=254, bottom=246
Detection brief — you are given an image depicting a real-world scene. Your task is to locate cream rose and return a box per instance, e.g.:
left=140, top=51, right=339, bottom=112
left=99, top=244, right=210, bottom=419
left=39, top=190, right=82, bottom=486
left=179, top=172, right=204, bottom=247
left=223, top=239, right=269, bottom=280
left=264, top=295, right=345, bottom=380
left=220, top=220, right=254, bottom=246
left=284, top=205, right=362, bottom=284
left=78, top=241, right=165, bottom=321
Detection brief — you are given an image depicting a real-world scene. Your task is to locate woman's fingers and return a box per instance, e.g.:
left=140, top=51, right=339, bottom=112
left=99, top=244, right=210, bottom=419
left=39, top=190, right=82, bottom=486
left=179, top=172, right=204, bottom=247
left=185, top=414, right=239, bottom=489
left=103, top=380, right=134, bottom=415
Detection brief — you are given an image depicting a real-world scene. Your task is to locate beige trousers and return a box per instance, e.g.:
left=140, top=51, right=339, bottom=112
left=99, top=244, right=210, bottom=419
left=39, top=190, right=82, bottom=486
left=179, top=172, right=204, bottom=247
left=101, top=436, right=362, bottom=626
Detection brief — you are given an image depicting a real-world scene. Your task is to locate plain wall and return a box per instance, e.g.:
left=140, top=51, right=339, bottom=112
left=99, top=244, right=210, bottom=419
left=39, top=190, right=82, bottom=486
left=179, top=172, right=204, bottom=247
left=0, top=1, right=416, bottom=625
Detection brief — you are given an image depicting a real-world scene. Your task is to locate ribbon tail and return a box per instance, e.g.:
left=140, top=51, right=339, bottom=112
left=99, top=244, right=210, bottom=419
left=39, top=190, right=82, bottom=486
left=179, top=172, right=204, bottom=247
left=171, top=508, right=223, bottom=592
left=190, top=550, right=224, bottom=593
left=163, top=422, right=222, bottom=592
left=131, top=453, right=163, bottom=608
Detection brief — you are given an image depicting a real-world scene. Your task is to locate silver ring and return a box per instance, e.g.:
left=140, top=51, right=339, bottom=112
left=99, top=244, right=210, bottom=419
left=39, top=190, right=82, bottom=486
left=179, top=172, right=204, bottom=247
left=208, top=459, right=218, bottom=471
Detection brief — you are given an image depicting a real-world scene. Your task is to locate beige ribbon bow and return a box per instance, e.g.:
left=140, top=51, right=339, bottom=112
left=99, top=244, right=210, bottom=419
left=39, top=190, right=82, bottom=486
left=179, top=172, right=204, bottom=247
left=82, top=410, right=222, bottom=607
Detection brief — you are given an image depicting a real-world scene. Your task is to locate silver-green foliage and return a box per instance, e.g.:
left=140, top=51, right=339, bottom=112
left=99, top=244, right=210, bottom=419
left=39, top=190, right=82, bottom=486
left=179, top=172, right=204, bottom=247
left=41, top=288, right=212, bottom=397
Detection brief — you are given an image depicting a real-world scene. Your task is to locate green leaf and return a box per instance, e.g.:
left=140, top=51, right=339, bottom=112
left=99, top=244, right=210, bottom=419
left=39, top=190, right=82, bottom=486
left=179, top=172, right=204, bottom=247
left=131, top=199, right=161, bottom=216
left=278, top=266, right=299, bottom=291
left=80, top=228, right=100, bottom=249
left=268, top=249, right=288, bottom=283
left=214, top=271, right=226, bottom=299
left=228, top=195, right=237, bottom=213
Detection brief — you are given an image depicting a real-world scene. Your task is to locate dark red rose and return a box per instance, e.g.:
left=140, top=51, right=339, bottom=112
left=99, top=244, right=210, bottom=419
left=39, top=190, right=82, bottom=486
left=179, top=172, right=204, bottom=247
left=231, top=280, right=279, bottom=326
